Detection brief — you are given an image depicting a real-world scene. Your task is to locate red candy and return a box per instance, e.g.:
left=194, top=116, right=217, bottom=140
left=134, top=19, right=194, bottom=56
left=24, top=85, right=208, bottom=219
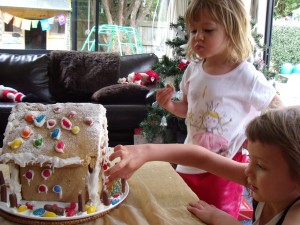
left=25, top=202, right=34, bottom=210
left=38, top=184, right=48, bottom=193
left=70, top=202, right=76, bottom=209
left=41, top=169, right=52, bottom=180
left=66, top=209, right=76, bottom=217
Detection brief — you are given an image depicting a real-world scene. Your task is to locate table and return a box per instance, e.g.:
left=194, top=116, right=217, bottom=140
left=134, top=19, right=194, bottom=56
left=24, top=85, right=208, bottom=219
left=0, top=162, right=205, bottom=225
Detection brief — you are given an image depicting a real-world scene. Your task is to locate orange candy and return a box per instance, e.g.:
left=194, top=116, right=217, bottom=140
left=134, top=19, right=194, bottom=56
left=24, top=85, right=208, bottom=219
left=25, top=113, right=35, bottom=122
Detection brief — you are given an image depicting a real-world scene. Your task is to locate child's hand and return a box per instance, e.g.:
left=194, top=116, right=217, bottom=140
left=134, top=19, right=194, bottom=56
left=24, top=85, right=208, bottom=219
left=104, top=145, right=146, bottom=182
left=156, top=86, right=174, bottom=110
left=187, top=200, right=240, bottom=224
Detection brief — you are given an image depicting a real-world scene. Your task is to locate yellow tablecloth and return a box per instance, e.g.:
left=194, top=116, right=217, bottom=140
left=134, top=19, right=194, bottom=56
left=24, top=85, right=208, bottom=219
left=0, top=162, right=205, bottom=225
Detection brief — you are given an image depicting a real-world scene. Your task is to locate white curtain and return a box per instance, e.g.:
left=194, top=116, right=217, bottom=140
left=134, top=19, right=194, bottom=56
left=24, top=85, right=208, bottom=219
left=165, top=0, right=189, bottom=58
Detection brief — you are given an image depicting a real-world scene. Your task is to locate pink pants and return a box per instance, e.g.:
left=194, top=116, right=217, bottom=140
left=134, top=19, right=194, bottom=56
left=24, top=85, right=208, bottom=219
left=178, top=152, right=246, bottom=218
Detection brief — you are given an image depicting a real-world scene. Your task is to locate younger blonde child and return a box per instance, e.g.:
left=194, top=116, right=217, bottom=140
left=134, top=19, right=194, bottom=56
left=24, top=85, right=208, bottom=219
left=106, top=106, right=300, bottom=225
left=155, top=0, right=282, bottom=217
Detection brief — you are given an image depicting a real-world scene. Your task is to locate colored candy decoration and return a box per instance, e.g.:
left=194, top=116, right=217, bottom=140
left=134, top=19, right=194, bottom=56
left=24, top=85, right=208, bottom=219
left=24, top=112, right=35, bottom=122
left=61, top=117, right=72, bottom=130
left=85, top=204, right=96, bottom=214
left=34, top=114, right=46, bottom=127
left=38, top=184, right=48, bottom=193
left=55, top=141, right=65, bottom=153
left=84, top=117, right=94, bottom=126
left=41, top=169, right=52, bottom=180
left=111, top=198, right=120, bottom=205
left=8, top=138, right=23, bottom=149
left=43, top=211, right=57, bottom=217
left=46, top=119, right=56, bottom=129
left=33, top=135, right=43, bottom=148
left=21, top=126, right=33, bottom=139
left=51, top=128, right=61, bottom=140
left=53, top=185, right=63, bottom=199
left=24, top=170, right=34, bottom=185
left=33, top=208, right=45, bottom=216
left=71, top=126, right=80, bottom=134
left=66, top=209, right=76, bottom=217
left=17, top=205, right=28, bottom=212
left=67, top=111, right=77, bottom=118
left=53, top=107, right=62, bottom=114
left=25, top=202, right=34, bottom=210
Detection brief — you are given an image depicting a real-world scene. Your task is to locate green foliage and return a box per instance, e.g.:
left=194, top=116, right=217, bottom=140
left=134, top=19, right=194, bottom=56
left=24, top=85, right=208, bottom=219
left=140, top=16, right=188, bottom=143
left=140, top=103, right=169, bottom=142
left=270, top=25, right=300, bottom=72
left=274, top=0, right=300, bottom=19
left=152, top=55, right=183, bottom=90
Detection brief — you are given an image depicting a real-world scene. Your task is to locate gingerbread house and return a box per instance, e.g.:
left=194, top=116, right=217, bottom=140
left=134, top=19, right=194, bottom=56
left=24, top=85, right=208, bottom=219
left=0, top=103, right=109, bottom=205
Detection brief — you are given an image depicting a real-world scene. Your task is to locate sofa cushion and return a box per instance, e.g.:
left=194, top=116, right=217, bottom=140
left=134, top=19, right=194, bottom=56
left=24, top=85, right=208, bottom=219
left=49, top=51, right=120, bottom=102
left=0, top=53, right=54, bottom=102
left=91, top=84, right=150, bottom=104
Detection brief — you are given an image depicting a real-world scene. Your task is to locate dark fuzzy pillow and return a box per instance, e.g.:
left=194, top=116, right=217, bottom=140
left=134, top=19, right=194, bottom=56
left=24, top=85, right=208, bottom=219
left=91, top=84, right=151, bottom=104
left=49, top=51, right=120, bottom=102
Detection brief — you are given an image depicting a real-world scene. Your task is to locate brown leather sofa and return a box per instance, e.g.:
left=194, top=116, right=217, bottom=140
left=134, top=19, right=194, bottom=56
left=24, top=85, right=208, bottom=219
left=0, top=49, right=158, bottom=147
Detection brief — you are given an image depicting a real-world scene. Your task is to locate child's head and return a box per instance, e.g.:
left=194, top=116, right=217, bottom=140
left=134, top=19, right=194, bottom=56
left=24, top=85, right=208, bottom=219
left=246, top=106, right=300, bottom=182
left=184, top=0, right=253, bottom=63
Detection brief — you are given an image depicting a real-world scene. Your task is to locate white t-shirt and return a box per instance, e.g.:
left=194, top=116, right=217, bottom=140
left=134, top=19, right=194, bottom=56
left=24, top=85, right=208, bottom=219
left=253, top=200, right=300, bottom=225
left=176, top=60, right=276, bottom=174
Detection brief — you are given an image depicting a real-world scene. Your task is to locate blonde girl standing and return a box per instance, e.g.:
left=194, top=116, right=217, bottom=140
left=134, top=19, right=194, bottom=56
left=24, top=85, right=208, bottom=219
left=155, top=0, right=283, bottom=217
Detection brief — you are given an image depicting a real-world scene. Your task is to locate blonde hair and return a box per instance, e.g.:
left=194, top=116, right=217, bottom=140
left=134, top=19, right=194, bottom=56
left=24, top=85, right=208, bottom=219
left=184, top=0, right=254, bottom=63
left=246, top=106, right=300, bottom=182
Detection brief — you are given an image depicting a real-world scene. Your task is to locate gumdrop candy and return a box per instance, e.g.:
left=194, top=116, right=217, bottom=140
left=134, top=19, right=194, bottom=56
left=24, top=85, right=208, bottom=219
left=17, top=205, right=28, bottom=212
left=21, top=126, right=33, bottom=139
left=61, top=117, right=72, bottom=130
left=8, top=138, right=23, bottom=149
left=33, top=208, right=45, bottom=216
left=84, top=117, right=94, bottom=126
left=55, top=141, right=65, bottom=153
left=33, top=135, right=43, bottom=148
left=71, top=126, right=80, bottom=134
left=43, top=211, right=57, bottom=217
left=66, top=209, right=76, bottom=217
left=24, top=112, right=35, bottom=123
left=25, top=202, right=34, bottom=210
left=51, top=128, right=61, bottom=140
left=67, top=111, right=77, bottom=118
left=86, top=204, right=96, bottom=214
left=46, top=119, right=57, bottom=129
left=34, top=114, right=46, bottom=127
left=53, top=107, right=62, bottom=114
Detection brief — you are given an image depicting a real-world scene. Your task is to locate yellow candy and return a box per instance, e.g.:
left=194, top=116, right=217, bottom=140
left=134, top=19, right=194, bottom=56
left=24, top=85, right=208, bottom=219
left=17, top=205, right=28, bottom=212
left=71, top=126, right=80, bottom=134
left=86, top=205, right=96, bottom=214
left=8, top=138, right=23, bottom=149
left=43, top=211, right=57, bottom=217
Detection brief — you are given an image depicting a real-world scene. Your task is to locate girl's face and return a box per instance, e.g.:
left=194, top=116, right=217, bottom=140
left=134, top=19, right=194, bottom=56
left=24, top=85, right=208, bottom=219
left=189, top=9, right=228, bottom=60
left=245, top=141, right=300, bottom=207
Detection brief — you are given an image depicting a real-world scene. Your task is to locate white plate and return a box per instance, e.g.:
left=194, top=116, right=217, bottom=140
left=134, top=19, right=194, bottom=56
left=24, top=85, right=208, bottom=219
left=0, top=182, right=129, bottom=221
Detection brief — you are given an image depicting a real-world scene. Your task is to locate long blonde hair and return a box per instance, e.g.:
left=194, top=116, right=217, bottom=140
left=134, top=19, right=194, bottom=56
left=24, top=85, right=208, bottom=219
left=184, top=0, right=254, bottom=63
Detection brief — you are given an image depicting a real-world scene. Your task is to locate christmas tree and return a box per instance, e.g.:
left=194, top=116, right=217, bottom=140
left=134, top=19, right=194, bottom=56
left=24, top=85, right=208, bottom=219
left=140, top=16, right=189, bottom=143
